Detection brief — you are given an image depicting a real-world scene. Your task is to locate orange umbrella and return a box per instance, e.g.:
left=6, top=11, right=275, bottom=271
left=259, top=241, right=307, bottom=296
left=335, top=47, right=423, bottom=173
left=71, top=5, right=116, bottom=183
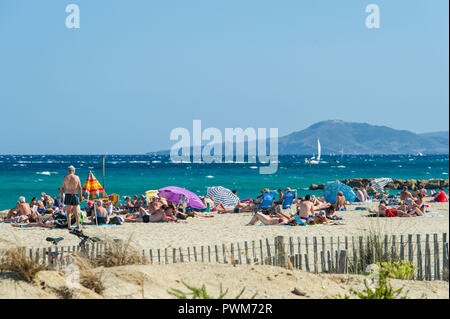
left=81, top=171, right=108, bottom=202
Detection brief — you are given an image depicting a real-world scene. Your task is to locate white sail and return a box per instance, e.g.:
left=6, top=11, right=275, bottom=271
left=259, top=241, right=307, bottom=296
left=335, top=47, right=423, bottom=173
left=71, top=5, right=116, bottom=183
left=317, top=139, right=321, bottom=161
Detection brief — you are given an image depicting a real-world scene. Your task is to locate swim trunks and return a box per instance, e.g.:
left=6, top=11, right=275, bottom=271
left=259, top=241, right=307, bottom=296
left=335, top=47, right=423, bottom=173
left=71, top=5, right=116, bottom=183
left=64, top=194, right=79, bottom=206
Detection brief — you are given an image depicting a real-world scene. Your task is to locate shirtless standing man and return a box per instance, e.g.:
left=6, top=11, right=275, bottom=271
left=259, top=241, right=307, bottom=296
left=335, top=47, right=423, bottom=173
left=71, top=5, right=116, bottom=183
left=61, top=165, right=83, bottom=229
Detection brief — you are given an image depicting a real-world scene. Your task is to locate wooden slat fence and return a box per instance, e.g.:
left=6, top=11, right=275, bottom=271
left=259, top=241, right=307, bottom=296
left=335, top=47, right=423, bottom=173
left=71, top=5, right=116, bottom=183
left=7, top=232, right=449, bottom=281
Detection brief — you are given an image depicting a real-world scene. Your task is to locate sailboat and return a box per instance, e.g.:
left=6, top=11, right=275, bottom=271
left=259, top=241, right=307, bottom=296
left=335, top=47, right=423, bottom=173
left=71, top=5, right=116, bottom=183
left=305, top=139, right=322, bottom=164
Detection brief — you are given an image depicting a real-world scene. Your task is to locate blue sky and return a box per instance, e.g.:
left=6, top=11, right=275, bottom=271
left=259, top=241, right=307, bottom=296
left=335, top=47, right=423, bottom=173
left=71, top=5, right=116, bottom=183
left=0, top=0, right=448, bottom=154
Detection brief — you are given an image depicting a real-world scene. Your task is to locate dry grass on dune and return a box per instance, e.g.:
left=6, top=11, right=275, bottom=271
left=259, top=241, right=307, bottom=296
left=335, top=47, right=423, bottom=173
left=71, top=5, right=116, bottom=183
left=92, top=236, right=148, bottom=268
left=0, top=240, right=47, bottom=283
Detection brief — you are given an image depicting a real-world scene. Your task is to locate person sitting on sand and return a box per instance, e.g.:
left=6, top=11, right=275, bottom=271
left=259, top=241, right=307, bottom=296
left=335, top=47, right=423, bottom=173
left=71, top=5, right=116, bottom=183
left=412, top=188, right=420, bottom=198
left=400, top=187, right=414, bottom=202
left=334, top=191, right=347, bottom=211
left=91, top=200, right=109, bottom=224
left=366, top=184, right=380, bottom=199
left=231, top=190, right=254, bottom=212
left=360, top=183, right=369, bottom=200
left=414, top=193, right=427, bottom=214
left=41, top=192, right=54, bottom=207
left=324, top=205, right=342, bottom=220
left=419, top=186, right=428, bottom=197
left=398, top=200, right=424, bottom=217
left=103, top=199, right=114, bottom=216
left=433, top=187, right=448, bottom=203
left=297, top=195, right=315, bottom=224
left=1, top=196, right=32, bottom=222
left=354, top=187, right=364, bottom=202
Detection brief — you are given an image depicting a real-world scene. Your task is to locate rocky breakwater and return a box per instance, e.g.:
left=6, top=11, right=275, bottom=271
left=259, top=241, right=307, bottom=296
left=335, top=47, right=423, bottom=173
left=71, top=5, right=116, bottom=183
left=309, top=178, right=449, bottom=190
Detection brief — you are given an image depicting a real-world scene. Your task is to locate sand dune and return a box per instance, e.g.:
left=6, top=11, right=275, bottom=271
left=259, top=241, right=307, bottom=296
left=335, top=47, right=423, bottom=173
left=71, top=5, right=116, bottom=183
left=0, top=263, right=447, bottom=299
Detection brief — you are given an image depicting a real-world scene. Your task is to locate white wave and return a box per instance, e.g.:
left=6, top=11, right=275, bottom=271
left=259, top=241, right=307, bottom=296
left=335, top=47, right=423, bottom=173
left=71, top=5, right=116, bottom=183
left=36, top=171, right=51, bottom=176
left=206, top=175, right=214, bottom=178
left=442, top=172, right=448, bottom=175
left=249, top=166, right=258, bottom=169
left=152, top=160, right=161, bottom=163
left=337, top=165, right=346, bottom=168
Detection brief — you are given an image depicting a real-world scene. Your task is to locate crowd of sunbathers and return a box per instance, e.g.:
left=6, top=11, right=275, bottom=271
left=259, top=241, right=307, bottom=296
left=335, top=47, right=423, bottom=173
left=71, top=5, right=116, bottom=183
left=245, top=187, right=346, bottom=226
left=0, top=184, right=447, bottom=228
left=372, top=186, right=448, bottom=217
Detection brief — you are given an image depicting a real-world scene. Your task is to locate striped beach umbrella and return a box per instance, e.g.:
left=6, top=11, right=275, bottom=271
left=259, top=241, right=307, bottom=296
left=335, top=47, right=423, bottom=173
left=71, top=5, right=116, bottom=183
left=145, top=190, right=159, bottom=200
left=370, top=178, right=393, bottom=192
left=81, top=171, right=108, bottom=202
left=206, top=186, right=239, bottom=207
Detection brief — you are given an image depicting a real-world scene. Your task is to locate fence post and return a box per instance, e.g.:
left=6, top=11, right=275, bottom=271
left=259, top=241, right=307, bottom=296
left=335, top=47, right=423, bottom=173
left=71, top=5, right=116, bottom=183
left=222, top=244, right=227, bottom=264
left=400, top=235, right=404, bottom=261
left=416, top=234, right=423, bottom=280
left=289, top=237, right=294, bottom=259
left=443, top=233, right=448, bottom=281
left=425, top=234, right=431, bottom=280
left=434, top=234, right=440, bottom=280
left=208, top=245, right=211, bottom=263
left=259, top=240, right=264, bottom=265
left=215, top=245, right=219, bottom=263
left=313, top=237, right=318, bottom=274
left=266, top=238, right=271, bottom=265
left=274, top=236, right=286, bottom=268
left=244, top=241, right=249, bottom=264
left=297, top=237, right=302, bottom=270
left=201, top=246, right=205, bottom=263
left=337, top=250, right=347, bottom=274
left=237, top=243, right=242, bottom=265
left=173, top=248, right=176, bottom=263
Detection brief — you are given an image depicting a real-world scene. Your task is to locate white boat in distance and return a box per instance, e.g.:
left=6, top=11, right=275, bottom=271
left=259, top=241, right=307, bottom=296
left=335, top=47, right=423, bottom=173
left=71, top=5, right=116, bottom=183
left=305, top=139, right=323, bottom=164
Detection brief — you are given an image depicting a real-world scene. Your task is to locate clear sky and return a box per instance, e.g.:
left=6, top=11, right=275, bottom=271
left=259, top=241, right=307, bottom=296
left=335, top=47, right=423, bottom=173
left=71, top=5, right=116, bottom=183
left=0, top=0, right=448, bottom=154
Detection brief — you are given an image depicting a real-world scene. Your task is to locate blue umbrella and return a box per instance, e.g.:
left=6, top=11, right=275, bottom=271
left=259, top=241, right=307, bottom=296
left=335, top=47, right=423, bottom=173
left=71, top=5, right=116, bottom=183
left=323, top=181, right=356, bottom=203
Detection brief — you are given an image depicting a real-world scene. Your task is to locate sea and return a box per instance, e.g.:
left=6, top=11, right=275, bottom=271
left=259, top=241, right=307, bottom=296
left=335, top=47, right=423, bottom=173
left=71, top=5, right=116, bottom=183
left=0, top=154, right=448, bottom=209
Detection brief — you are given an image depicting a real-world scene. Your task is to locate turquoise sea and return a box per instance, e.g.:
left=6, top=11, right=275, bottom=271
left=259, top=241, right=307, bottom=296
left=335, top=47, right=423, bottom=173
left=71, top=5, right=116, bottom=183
left=0, top=155, right=448, bottom=209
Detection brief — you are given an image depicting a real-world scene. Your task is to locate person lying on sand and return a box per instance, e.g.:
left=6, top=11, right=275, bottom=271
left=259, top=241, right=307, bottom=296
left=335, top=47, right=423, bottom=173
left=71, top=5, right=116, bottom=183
left=311, top=195, right=331, bottom=211
left=246, top=212, right=298, bottom=226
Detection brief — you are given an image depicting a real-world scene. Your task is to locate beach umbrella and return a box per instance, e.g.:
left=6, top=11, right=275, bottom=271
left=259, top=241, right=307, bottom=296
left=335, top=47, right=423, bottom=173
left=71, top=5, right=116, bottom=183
left=370, top=178, right=393, bottom=192
left=206, top=186, right=239, bottom=207
left=145, top=190, right=159, bottom=200
left=81, top=171, right=108, bottom=202
left=323, top=181, right=356, bottom=203
left=158, top=186, right=205, bottom=210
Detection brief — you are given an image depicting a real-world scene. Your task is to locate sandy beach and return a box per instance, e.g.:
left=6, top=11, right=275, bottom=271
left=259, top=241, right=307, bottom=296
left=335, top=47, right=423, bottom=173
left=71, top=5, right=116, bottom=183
left=1, top=199, right=448, bottom=251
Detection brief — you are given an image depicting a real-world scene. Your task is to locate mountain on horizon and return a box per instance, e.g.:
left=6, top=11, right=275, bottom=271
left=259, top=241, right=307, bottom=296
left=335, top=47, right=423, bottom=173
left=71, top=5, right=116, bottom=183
left=148, top=120, right=449, bottom=156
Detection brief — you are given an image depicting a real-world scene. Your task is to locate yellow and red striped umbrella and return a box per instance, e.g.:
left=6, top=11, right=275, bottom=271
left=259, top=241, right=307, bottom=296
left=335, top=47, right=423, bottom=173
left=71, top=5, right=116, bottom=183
left=81, top=171, right=108, bottom=202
